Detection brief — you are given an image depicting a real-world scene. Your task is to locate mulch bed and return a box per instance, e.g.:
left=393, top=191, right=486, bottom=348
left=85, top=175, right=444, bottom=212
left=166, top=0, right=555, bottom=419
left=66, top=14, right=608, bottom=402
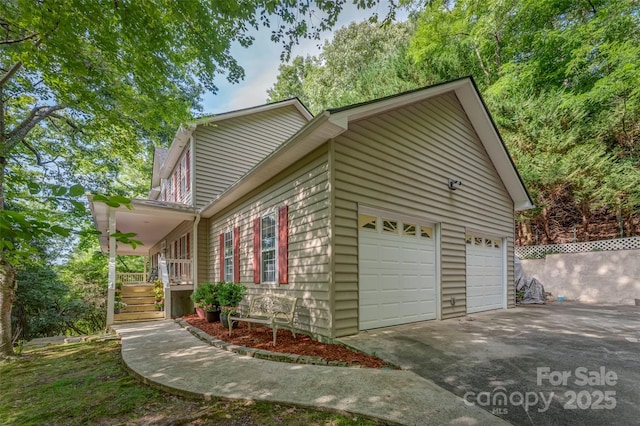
left=183, top=314, right=395, bottom=369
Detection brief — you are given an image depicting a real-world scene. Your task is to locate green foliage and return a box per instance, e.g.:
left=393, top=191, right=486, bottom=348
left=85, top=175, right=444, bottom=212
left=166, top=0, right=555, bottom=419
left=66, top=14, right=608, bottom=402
left=268, top=21, right=425, bottom=113
left=217, top=282, right=247, bottom=314
left=190, top=282, right=222, bottom=311
left=270, top=0, right=640, bottom=242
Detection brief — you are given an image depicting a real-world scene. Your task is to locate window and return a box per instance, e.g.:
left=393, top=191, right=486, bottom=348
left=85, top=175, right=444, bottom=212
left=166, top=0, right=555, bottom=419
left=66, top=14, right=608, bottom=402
left=420, top=225, right=433, bottom=239
left=223, top=230, right=233, bottom=282
left=382, top=219, right=398, bottom=234
left=358, top=214, right=377, bottom=231
left=261, top=213, right=277, bottom=283
left=253, top=207, right=288, bottom=285
left=180, top=155, right=187, bottom=201
left=403, top=223, right=417, bottom=236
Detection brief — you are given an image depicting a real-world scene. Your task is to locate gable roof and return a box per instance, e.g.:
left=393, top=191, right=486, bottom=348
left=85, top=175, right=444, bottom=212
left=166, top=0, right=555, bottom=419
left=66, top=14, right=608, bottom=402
left=150, top=98, right=313, bottom=191
left=200, top=77, right=533, bottom=218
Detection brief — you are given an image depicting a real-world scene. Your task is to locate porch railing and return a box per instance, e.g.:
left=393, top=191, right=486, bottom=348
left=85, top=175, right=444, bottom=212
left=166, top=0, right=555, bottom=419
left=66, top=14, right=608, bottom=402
left=116, top=258, right=192, bottom=285
left=117, top=272, right=146, bottom=284
left=167, top=259, right=192, bottom=284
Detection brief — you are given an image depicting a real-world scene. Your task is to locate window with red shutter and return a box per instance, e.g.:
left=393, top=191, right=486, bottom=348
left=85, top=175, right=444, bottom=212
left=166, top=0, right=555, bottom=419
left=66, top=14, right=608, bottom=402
left=253, top=218, right=260, bottom=284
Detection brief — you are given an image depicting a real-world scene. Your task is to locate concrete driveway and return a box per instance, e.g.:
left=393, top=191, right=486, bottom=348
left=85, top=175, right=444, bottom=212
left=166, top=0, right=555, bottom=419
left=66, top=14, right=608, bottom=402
left=340, top=303, right=639, bottom=425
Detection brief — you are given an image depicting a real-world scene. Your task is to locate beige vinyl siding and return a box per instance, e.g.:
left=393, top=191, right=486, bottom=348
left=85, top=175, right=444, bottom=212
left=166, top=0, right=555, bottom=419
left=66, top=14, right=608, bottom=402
left=193, top=106, right=309, bottom=209
left=441, top=223, right=467, bottom=318
left=507, top=238, right=515, bottom=307
left=332, top=92, right=515, bottom=336
left=207, top=146, right=332, bottom=338
left=149, top=220, right=193, bottom=258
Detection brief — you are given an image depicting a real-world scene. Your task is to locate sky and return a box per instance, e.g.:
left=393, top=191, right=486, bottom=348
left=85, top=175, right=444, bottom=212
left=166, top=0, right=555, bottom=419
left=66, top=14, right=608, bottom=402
left=201, top=2, right=408, bottom=114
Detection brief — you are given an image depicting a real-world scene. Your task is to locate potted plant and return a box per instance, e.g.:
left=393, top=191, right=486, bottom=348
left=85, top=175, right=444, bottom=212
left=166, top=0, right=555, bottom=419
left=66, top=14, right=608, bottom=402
left=153, top=280, right=164, bottom=311
left=190, top=283, right=221, bottom=321
left=114, top=299, right=127, bottom=314
left=217, top=281, right=247, bottom=328
left=114, top=281, right=124, bottom=313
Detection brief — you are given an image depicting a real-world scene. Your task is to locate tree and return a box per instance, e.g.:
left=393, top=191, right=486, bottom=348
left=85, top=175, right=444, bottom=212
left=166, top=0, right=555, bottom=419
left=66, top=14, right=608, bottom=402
left=0, top=0, right=392, bottom=357
left=408, top=0, right=640, bottom=243
left=268, top=20, right=424, bottom=113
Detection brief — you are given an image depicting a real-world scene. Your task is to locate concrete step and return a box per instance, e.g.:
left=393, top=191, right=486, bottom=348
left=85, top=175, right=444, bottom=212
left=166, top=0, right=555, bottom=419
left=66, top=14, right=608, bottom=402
left=114, top=311, right=165, bottom=321
left=122, top=296, right=156, bottom=305
left=122, top=304, right=157, bottom=313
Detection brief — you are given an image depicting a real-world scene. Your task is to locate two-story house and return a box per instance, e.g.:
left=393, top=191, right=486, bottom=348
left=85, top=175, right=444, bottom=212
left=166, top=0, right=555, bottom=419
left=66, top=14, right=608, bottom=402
left=90, top=77, right=533, bottom=340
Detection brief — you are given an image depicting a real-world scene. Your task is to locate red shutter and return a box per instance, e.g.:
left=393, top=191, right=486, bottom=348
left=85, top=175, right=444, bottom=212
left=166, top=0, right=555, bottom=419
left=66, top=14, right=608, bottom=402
left=278, top=205, right=288, bottom=284
left=233, top=227, right=240, bottom=283
left=185, top=150, right=191, bottom=192
left=219, top=233, right=224, bottom=282
left=253, top=218, right=261, bottom=284
left=186, top=233, right=190, bottom=259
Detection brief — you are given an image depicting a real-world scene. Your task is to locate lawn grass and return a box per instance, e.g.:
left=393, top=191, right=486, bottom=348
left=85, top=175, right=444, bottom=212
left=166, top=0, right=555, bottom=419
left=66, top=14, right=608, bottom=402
left=0, top=338, right=389, bottom=425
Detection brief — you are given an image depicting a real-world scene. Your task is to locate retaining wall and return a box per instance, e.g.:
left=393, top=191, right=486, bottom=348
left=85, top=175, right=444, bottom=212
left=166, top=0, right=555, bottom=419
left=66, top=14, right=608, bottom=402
left=520, top=250, right=640, bottom=305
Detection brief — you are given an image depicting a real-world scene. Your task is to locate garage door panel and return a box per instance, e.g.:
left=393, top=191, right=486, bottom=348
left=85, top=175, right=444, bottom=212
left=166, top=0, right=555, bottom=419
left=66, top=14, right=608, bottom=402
left=466, top=234, right=504, bottom=314
left=359, top=215, right=437, bottom=331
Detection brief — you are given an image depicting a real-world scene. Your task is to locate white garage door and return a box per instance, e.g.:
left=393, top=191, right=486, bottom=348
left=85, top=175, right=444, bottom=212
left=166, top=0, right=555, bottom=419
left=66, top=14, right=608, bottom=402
left=466, top=233, right=505, bottom=314
left=358, top=212, right=437, bottom=330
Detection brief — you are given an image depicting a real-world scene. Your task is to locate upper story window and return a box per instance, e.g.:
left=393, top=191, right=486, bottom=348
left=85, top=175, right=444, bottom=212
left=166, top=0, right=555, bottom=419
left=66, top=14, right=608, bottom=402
left=160, top=148, right=191, bottom=204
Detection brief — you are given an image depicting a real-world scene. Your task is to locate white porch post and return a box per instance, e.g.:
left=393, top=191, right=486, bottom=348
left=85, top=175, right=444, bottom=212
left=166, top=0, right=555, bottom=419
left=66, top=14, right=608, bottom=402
left=192, top=214, right=200, bottom=288
left=159, top=256, right=171, bottom=318
left=106, top=208, right=116, bottom=325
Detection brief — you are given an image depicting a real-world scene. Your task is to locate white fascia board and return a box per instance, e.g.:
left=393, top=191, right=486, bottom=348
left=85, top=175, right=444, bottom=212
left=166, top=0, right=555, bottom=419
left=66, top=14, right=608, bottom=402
left=328, top=79, right=469, bottom=124
left=454, top=82, right=534, bottom=211
left=192, top=98, right=313, bottom=127
left=200, top=112, right=345, bottom=218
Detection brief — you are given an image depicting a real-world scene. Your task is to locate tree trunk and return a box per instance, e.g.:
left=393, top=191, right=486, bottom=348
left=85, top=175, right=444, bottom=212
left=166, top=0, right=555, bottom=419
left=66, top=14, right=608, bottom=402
left=0, top=260, right=17, bottom=358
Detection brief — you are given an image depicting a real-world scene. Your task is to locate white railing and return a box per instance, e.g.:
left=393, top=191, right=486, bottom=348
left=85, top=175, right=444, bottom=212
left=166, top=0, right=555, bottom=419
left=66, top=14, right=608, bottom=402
left=117, top=272, right=146, bottom=284
left=515, top=236, right=640, bottom=259
left=166, top=258, right=192, bottom=284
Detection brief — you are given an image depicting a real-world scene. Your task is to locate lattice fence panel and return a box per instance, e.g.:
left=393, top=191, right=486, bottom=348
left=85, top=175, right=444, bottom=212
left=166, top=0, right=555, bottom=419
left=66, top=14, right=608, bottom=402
left=515, top=237, right=640, bottom=258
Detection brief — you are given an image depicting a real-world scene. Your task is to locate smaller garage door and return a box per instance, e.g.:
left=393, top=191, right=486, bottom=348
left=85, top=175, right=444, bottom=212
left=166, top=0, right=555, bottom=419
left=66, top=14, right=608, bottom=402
left=359, top=212, right=437, bottom=330
left=466, top=233, right=505, bottom=314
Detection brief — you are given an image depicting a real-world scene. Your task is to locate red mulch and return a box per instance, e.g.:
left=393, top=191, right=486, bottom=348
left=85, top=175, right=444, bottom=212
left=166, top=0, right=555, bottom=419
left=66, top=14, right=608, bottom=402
left=183, top=314, right=394, bottom=369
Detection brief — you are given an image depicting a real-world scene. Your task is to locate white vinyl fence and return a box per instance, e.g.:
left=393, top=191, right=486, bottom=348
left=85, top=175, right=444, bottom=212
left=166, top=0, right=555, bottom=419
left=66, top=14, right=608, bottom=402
left=515, top=236, right=640, bottom=259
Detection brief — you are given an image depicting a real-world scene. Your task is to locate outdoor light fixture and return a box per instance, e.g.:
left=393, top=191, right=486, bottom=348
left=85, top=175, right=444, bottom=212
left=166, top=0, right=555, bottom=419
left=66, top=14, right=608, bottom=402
left=448, top=179, right=462, bottom=190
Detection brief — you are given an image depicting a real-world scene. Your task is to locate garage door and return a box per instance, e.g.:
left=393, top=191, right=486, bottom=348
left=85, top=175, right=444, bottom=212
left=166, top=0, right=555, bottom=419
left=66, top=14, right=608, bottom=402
left=358, top=212, right=437, bottom=330
left=466, top=233, right=505, bottom=313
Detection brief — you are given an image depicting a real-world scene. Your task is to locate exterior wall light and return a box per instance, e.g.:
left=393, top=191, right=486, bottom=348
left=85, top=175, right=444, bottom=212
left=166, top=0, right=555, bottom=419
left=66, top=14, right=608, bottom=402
left=448, top=179, right=462, bottom=190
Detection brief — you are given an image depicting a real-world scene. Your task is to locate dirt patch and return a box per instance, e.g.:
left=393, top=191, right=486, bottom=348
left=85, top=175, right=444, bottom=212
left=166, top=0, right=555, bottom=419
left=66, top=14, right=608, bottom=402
left=183, top=315, right=395, bottom=369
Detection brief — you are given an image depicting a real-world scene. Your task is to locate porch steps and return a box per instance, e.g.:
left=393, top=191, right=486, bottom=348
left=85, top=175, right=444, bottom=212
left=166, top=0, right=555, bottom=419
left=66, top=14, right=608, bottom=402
left=115, top=284, right=164, bottom=323
left=114, top=311, right=165, bottom=321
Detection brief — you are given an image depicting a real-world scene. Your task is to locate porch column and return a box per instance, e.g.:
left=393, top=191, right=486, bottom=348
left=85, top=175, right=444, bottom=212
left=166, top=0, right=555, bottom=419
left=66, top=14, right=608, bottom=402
left=106, top=208, right=116, bottom=325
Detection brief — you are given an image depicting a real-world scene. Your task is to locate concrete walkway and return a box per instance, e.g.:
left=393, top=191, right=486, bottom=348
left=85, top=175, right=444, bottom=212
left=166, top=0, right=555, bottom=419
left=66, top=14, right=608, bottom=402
left=113, top=320, right=506, bottom=425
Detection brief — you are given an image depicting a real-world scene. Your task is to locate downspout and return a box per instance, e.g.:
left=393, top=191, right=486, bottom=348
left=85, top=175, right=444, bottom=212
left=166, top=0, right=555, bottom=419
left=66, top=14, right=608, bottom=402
left=190, top=135, right=196, bottom=208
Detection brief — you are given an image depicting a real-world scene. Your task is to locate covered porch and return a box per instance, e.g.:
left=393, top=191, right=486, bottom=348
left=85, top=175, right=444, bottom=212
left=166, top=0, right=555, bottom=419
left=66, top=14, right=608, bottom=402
left=89, top=197, right=199, bottom=324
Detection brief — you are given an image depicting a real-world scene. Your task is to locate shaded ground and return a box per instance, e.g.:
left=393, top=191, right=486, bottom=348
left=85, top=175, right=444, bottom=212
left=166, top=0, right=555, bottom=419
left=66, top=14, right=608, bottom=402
left=183, top=314, right=395, bottom=369
left=0, top=338, right=388, bottom=425
left=341, top=303, right=640, bottom=426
